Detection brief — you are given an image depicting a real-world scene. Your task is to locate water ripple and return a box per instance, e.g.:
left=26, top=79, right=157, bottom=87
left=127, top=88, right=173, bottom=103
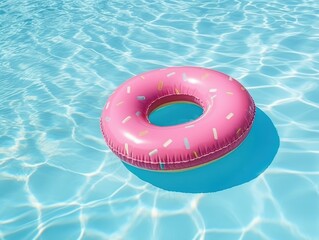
left=1, top=0, right=319, bottom=239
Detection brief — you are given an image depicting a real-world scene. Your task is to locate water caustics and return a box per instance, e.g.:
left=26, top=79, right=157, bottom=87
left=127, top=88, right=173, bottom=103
left=0, top=0, right=319, bottom=239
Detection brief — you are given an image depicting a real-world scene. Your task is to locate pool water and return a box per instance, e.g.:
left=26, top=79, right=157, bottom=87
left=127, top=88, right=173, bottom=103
left=148, top=102, right=204, bottom=126
left=1, top=0, right=319, bottom=239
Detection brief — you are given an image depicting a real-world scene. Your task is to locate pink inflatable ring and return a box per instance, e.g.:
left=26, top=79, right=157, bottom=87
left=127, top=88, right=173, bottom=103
left=101, top=67, right=255, bottom=171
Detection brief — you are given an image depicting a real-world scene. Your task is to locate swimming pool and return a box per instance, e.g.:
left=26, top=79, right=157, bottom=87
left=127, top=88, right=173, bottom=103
left=1, top=0, right=318, bottom=239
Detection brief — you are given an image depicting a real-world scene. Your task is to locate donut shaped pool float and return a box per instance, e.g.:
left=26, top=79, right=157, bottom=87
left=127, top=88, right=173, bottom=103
left=101, top=66, right=255, bottom=171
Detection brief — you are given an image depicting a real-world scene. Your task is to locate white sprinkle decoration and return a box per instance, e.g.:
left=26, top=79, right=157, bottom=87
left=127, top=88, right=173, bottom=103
left=149, top=149, right=158, bottom=157
left=209, top=88, right=217, bottom=92
left=124, top=143, right=129, bottom=155
left=122, top=116, right=131, bottom=124
left=182, top=73, right=187, bottom=81
left=185, top=125, right=194, bottom=128
left=226, top=112, right=234, bottom=120
left=136, top=111, right=141, bottom=116
left=212, top=128, right=218, bottom=140
left=226, top=91, right=233, bottom=95
left=210, top=95, right=217, bottom=105
left=105, top=102, right=110, bottom=109
left=105, top=116, right=111, bottom=122
left=184, top=138, right=190, bottom=149
left=137, top=96, right=146, bottom=101
left=127, top=86, right=131, bottom=94
left=228, top=76, right=233, bottom=81
left=167, top=72, right=175, bottom=77
left=163, top=139, right=173, bottom=148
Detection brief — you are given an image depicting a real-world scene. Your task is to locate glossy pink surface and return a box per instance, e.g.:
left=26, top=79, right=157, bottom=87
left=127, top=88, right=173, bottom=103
left=101, top=67, right=255, bottom=171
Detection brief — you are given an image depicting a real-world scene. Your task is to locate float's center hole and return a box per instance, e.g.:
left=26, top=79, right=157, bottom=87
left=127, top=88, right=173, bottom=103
left=148, top=100, right=204, bottom=127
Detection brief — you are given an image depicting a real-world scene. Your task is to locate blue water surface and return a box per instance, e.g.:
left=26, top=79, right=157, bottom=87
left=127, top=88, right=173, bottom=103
left=1, top=0, right=319, bottom=239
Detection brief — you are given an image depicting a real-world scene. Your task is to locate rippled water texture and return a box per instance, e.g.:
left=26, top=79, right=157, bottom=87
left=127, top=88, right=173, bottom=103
left=1, top=0, right=319, bottom=239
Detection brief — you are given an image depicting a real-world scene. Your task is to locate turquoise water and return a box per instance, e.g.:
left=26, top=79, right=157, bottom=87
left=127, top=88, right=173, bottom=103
left=1, top=0, right=319, bottom=239
left=149, top=102, right=204, bottom=126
